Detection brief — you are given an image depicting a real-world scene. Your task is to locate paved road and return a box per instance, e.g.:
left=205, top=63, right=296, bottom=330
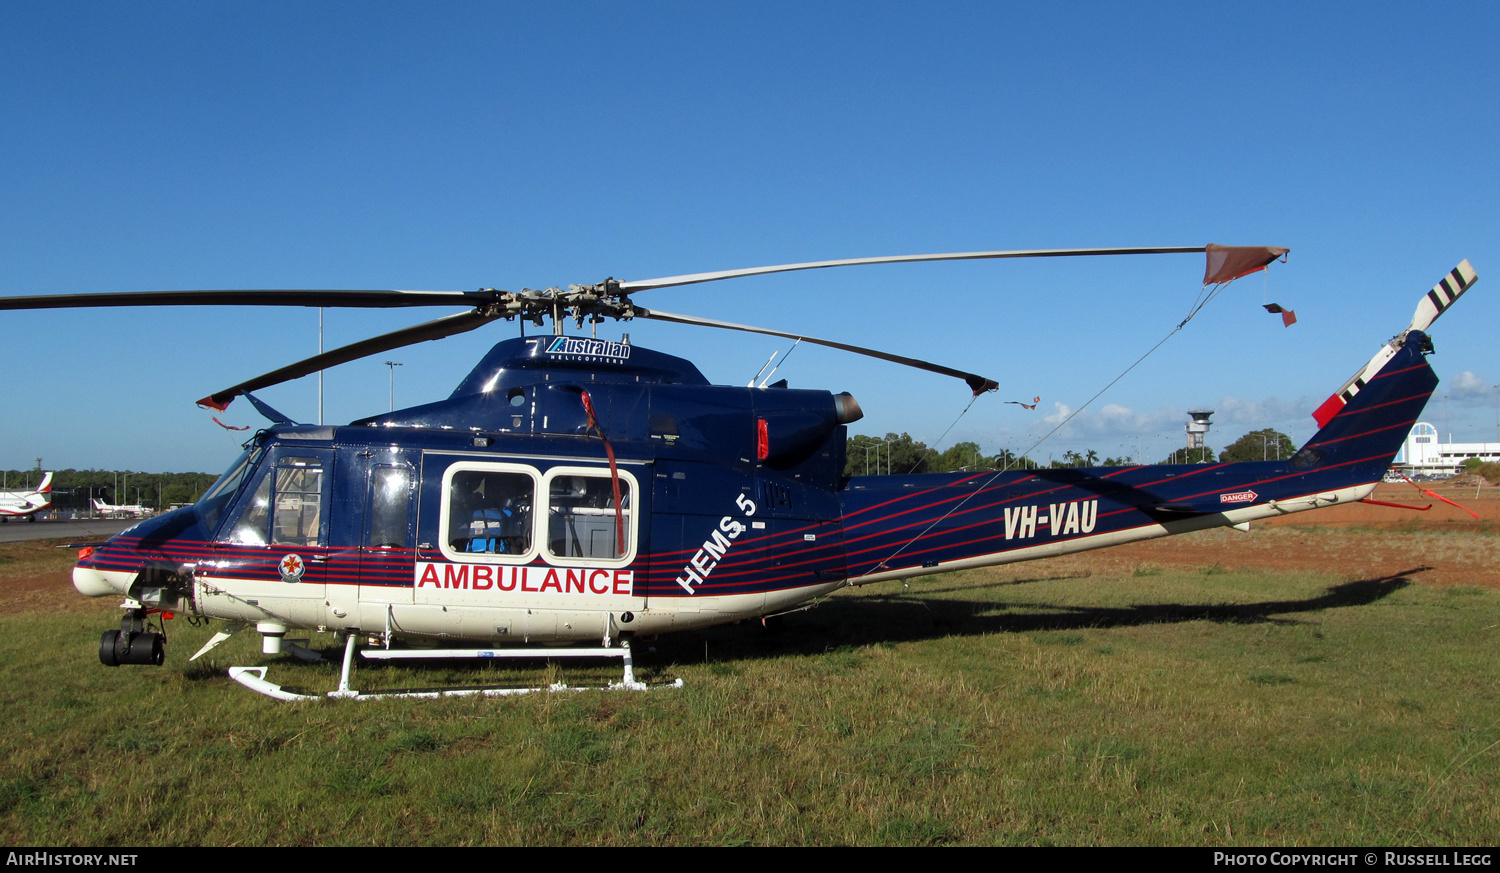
left=0, top=518, right=143, bottom=544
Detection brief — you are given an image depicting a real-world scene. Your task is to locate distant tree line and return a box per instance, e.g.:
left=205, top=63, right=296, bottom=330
left=2, top=469, right=219, bottom=512
left=846, top=427, right=1298, bottom=476
left=1154, top=429, right=1297, bottom=465
left=844, top=434, right=1133, bottom=476
left=1214, top=428, right=1295, bottom=464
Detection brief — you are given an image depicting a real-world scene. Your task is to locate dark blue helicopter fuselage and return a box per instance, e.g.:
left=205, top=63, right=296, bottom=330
left=74, top=331, right=1438, bottom=645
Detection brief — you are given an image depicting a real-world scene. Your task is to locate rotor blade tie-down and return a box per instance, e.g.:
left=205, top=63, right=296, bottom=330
left=1400, top=473, right=1480, bottom=520
left=579, top=389, right=626, bottom=554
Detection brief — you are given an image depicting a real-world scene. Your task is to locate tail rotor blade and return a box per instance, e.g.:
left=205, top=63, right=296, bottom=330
left=1406, top=259, right=1478, bottom=335
left=1312, top=259, right=1478, bottom=428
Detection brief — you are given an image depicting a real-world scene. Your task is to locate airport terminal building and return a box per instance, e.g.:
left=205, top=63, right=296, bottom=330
left=1392, top=422, right=1500, bottom=476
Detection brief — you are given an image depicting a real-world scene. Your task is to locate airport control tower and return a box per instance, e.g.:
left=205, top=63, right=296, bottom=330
left=1185, top=411, right=1214, bottom=464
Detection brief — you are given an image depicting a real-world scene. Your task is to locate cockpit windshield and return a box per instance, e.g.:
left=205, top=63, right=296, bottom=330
left=196, top=447, right=262, bottom=534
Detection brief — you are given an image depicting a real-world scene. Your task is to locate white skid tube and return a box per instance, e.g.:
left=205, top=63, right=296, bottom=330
left=228, top=635, right=682, bottom=702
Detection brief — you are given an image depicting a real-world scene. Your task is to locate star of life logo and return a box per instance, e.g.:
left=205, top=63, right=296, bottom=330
left=279, top=553, right=306, bottom=583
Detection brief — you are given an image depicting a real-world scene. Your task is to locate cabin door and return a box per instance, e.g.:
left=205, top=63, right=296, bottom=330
left=357, top=458, right=418, bottom=617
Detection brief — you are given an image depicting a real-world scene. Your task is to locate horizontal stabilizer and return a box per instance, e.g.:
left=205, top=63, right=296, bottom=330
left=1150, top=503, right=1211, bottom=515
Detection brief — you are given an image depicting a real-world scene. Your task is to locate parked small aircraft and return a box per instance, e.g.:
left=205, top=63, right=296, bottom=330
left=0, top=472, right=53, bottom=522
left=0, top=247, right=1477, bottom=700
left=92, top=498, right=152, bottom=519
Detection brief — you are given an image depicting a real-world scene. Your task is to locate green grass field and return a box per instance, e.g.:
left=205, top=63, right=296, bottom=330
left=1, top=533, right=1496, bottom=846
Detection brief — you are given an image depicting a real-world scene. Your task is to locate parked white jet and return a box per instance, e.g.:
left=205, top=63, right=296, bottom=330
left=0, top=473, right=53, bottom=522
left=92, top=497, right=151, bottom=519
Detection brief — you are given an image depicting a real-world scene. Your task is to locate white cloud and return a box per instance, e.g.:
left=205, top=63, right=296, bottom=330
left=969, top=392, right=1325, bottom=461
left=1212, top=395, right=1316, bottom=427
left=1448, top=370, right=1492, bottom=404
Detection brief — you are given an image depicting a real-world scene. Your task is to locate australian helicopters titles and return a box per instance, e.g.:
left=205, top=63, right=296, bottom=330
left=0, top=247, right=1478, bottom=700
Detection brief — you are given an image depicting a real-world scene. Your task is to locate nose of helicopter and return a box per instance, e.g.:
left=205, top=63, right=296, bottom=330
left=73, top=564, right=125, bottom=597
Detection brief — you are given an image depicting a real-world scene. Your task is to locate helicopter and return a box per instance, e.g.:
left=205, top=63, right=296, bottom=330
left=0, top=246, right=1477, bottom=701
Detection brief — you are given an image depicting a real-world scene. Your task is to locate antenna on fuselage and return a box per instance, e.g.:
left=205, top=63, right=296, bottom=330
left=759, top=339, right=801, bottom=388
left=748, top=351, right=778, bottom=387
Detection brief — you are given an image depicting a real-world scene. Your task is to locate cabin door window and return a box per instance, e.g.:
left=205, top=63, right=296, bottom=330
left=437, top=463, right=539, bottom=563
left=541, top=466, right=638, bottom=566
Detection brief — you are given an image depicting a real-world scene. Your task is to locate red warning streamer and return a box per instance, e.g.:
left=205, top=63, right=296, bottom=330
left=579, top=389, right=626, bottom=554
left=1400, top=474, right=1480, bottom=520
left=1359, top=498, right=1431, bottom=512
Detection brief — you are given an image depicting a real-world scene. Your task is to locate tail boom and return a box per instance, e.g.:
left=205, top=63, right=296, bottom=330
left=838, top=329, right=1439, bottom=586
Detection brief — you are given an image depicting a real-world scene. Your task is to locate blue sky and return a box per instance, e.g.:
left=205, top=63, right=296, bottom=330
left=2, top=1, right=1497, bottom=474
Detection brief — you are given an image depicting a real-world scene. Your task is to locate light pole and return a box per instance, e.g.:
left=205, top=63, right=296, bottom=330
left=385, top=361, right=403, bottom=412
left=319, top=308, right=324, bottom=426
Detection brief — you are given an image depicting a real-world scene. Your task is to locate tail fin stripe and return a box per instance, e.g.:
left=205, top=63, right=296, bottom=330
left=1324, top=390, right=1435, bottom=420
left=839, top=470, right=1010, bottom=523
left=1319, top=386, right=1432, bottom=431
left=1304, top=417, right=1423, bottom=450
left=1370, top=361, right=1435, bottom=383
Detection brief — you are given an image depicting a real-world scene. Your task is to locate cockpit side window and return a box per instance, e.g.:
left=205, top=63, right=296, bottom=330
left=228, top=471, right=272, bottom=545
left=220, top=455, right=325, bottom=547
left=271, top=464, right=323, bottom=546
left=198, top=447, right=261, bottom=534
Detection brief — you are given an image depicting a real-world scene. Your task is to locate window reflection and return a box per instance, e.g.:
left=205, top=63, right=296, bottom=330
left=447, top=471, right=533, bottom=555
left=366, top=465, right=412, bottom=549
left=548, top=475, right=630, bottom=560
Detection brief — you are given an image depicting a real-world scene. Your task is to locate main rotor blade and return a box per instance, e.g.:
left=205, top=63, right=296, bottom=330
left=637, top=308, right=999, bottom=396
left=616, top=246, right=1209, bottom=293
left=197, top=308, right=500, bottom=410
left=0, top=288, right=482, bottom=310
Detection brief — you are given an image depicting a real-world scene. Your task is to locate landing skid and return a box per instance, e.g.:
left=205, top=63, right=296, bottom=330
left=228, top=634, right=682, bottom=702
